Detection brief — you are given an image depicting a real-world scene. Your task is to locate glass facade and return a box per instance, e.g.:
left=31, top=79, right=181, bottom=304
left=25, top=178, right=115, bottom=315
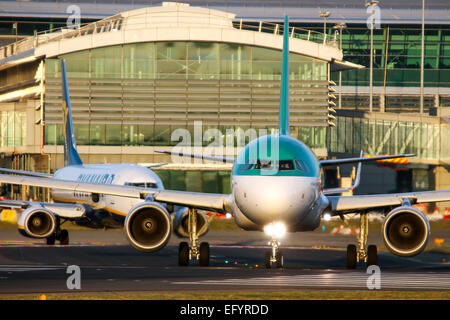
left=45, top=42, right=327, bottom=80
left=156, top=170, right=231, bottom=194
left=0, top=110, right=26, bottom=147
left=328, top=116, right=450, bottom=163
left=329, top=25, right=450, bottom=88
left=44, top=41, right=329, bottom=148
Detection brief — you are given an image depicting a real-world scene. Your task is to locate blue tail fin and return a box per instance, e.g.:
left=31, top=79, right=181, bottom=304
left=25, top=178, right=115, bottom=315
left=61, top=58, right=83, bottom=166
left=279, top=15, right=290, bottom=136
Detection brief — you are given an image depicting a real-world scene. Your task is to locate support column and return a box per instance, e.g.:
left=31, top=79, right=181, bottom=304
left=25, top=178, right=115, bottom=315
left=433, top=166, right=450, bottom=212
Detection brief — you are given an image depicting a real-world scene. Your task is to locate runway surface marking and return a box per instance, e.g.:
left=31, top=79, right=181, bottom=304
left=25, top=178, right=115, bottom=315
left=174, top=272, right=450, bottom=290
left=0, top=243, right=122, bottom=247
left=0, top=265, right=64, bottom=272
left=0, top=264, right=148, bottom=272
left=210, top=245, right=337, bottom=250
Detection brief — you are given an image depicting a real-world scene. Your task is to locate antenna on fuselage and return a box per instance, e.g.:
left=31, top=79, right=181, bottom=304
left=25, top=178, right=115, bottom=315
left=279, top=15, right=290, bottom=136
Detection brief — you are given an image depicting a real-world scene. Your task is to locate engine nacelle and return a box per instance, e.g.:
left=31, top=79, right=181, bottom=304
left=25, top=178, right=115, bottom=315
left=124, top=202, right=171, bottom=252
left=382, top=206, right=430, bottom=257
left=18, top=207, right=57, bottom=238
left=173, top=207, right=209, bottom=238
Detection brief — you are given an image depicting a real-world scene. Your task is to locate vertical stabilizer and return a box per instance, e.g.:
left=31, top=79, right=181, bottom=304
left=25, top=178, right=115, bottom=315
left=279, top=15, right=290, bottom=136
left=61, top=58, right=83, bottom=166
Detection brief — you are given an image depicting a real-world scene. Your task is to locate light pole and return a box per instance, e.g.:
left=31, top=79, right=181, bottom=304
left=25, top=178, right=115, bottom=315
left=319, top=9, right=331, bottom=44
left=420, top=0, right=425, bottom=114
left=366, top=0, right=379, bottom=113
left=333, top=23, right=347, bottom=109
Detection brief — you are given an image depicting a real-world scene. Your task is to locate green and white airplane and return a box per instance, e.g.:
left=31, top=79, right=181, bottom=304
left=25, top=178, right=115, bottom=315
left=1, top=16, right=449, bottom=269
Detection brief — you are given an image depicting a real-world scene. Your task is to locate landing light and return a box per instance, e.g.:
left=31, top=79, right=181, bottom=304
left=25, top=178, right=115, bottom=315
left=323, top=213, right=331, bottom=222
left=264, top=222, right=287, bottom=238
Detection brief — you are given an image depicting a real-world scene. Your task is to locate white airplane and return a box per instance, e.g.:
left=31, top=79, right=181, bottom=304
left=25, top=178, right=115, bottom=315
left=0, top=58, right=198, bottom=252
left=1, top=16, right=449, bottom=269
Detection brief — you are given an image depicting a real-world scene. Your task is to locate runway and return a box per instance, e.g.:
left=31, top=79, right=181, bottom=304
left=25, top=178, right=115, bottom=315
left=0, top=229, right=449, bottom=294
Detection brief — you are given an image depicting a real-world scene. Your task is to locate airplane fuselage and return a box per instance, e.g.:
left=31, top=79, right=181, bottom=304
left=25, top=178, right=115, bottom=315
left=230, top=134, right=327, bottom=232
left=50, top=135, right=327, bottom=233
left=51, top=164, right=163, bottom=227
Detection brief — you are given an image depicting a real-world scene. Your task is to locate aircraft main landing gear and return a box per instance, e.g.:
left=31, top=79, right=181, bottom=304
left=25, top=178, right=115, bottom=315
left=178, top=208, right=210, bottom=267
left=346, top=213, right=377, bottom=269
left=46, top=229, right=69, bottom=245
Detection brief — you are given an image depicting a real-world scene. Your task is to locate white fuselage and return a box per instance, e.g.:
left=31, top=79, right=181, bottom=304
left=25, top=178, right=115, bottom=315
left=51, top=161, right=325, bottom=232
left=51, top=164, right=163, bottom=218
left=232, top=175, right=321, bottom=225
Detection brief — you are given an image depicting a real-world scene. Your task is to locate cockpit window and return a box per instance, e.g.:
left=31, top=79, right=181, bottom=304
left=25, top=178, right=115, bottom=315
left=254, top=160, right=273, bottom=170
left=295, top=160, right=309, bottom=173
left=238, top=159, right=310, bottom=174
left=278, top=160, right=295, bottom=171
left=125, top=182, right=158, bottom=189
left=239, top=163, right=254, bottom=172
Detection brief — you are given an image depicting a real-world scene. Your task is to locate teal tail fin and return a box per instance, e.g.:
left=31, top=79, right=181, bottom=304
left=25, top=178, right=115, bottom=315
left=61, top=58, right=83, bottom=166
left=279, top=15, right=290, bottom=136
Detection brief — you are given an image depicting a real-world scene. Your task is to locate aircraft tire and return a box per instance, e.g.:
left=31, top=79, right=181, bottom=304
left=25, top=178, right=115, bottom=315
left=178, top=242, right=189, bottom=266
left=46, top=234, right=56, bottom=245
left=199, top=242, right=210, bottom=267
left=59, top=229, right=69, bottom=245
left=367, top=245, right=378, bottom=266
left=346, top=244, right=357, bottom=269
left=264, top=251, right=271, bottom=269
left=276, top=251, right=283, bottom=268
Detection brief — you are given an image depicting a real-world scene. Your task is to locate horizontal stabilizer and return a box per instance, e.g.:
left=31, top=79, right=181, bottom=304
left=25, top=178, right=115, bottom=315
left=155, top=150, right=235, bottom=164
left=146, top=163, right=168, bottom=169
left=320, top=154, right=415, bottom=167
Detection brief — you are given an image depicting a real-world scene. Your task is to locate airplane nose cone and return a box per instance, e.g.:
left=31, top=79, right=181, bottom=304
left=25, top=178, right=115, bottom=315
left=233, top=176, right=318, bottom=225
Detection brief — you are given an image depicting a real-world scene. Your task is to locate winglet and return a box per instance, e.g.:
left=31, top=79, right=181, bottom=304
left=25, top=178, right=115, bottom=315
left=323, top=154, right=363, bottom=196
left=61, top=58, right=83, bottom=166
left=279, top=15, right=290, bottom=136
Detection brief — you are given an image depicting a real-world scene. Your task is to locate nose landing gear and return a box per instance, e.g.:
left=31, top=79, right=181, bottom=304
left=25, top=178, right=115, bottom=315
left=265, top=239, right=283, bottom=269
left=264, top=222, right=286, bottom=269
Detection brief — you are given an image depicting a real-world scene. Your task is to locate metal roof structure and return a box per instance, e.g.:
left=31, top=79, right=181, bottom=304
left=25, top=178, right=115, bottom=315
left=0, top=0, right=449, bottom=24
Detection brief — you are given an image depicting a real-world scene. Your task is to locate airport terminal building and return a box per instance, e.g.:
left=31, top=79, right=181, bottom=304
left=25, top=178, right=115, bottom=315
left=0, top=0, right=449, bottom=198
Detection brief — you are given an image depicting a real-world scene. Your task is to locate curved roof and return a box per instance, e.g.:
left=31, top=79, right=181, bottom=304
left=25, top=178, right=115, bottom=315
left=30, top=2, right=342, bottom=62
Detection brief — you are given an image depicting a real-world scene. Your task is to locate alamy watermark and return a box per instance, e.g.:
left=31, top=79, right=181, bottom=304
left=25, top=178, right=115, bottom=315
left=366, top=4, right=381, bottom=30
left=66, top=265, right=81, bottom=290
left=66, top=5, right=81, bottom=29
left=366, top=265, right=381, bottom=290
left=170, top=121, right=281, bottom=175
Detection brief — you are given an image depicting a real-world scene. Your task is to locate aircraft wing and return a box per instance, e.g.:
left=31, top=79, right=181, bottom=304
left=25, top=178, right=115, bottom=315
left=0, top=199, right=29, bottom=209
left=152, top=190, right=231, bottom=213
left=0, top=199, right=88, bottom=219
left=0, top=173, right=147, bottom=199
left=328, top=189, right=450, bottom=213
left=0, top=173, right=230, bottom=213
left=155, top=150, right=235, bottom=164
left=0, top=167, right=53, bottom=178
left=320, top=154, right=415, bottom=166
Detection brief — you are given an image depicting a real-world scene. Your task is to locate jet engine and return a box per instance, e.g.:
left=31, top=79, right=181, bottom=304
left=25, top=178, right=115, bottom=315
left=124, top=202, right=172, bottom=252
left=18, top=207, right=57, bottom=238
left=382, top=206, right=430, bottom=257
left=173, top=207, right=209, bottom=238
